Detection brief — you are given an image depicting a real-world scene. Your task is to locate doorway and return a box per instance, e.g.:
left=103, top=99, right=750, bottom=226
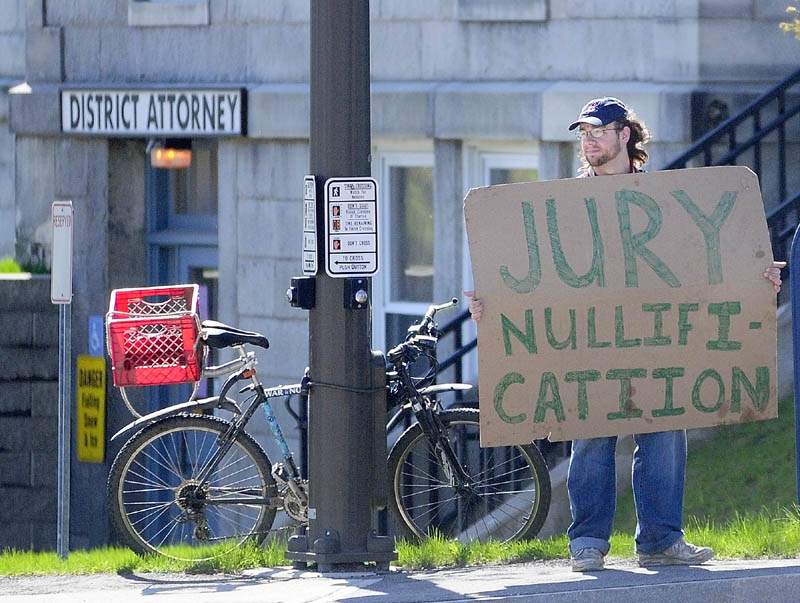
left=146, top=139, right=219, bottom=411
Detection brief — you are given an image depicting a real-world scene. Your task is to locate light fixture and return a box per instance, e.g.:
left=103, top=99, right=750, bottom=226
left=147, top=138, right=192, bottom=169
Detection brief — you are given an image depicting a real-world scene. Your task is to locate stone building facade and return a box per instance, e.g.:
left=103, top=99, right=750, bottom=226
left=1, top=0, right=799, bottom=550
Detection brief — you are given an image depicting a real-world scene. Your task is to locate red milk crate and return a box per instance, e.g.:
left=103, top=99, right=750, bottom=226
left=106, top=285, right=203, bottom=388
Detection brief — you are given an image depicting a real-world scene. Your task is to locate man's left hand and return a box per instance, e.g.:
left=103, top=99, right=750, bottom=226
left=764, top=261, right=787, bottom=293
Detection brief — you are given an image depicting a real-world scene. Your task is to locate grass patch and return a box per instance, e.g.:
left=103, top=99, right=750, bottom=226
left=2, top=398, right=798, bottom=574
left=3, top=511, right=800, bottom=575
left=0, top=539, right=290, bottom=576
left=613, top=396, right=798, bottom=536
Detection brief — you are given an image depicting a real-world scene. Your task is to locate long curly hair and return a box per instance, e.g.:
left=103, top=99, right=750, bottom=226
left=578, top=109, right=651, bottom=174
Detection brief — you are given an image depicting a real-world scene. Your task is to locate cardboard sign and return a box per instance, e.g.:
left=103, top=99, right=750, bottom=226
left=464, top=166, right=777, bottom=445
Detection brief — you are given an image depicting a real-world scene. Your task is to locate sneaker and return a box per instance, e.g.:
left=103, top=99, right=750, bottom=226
left=571, top=547, right=605, bottom=572
left=637, top=537, right=714, bottom=567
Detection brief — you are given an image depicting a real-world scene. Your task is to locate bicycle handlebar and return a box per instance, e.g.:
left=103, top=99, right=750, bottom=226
left=409, top=298, right=459, bottom=339
left=424, top=297, right=459, bottom=322
left=387, top=298, right=460, bottom=366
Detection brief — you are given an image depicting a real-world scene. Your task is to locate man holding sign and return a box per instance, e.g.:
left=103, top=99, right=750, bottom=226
left=465, top=98, right=784, bottom=572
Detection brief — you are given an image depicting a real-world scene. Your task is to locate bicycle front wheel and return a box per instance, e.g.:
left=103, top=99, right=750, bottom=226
left=108, top=414, right=277, bottom=561
left=388, top=408, right=551, bottom=544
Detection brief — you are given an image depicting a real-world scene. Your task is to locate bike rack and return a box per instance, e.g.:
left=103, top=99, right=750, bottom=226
left=791, top=225, right=800, bottom=503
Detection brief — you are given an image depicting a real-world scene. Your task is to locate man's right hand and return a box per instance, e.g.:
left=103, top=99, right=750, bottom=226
left=463, top=291, right=484, bottom=324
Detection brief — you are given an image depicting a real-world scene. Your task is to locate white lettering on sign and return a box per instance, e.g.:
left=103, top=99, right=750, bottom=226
left=325, top=178, right=379, bottom=277
left=61, top=89, right=244, bottom=136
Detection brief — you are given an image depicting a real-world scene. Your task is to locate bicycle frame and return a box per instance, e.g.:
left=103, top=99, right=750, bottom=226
left=393, top=365, right=475, bottom=488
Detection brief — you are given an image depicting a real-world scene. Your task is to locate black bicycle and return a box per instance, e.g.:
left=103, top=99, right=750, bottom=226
left=385, top=299, right=550, bottom=544
left=106, top=299, right=551, bottom=560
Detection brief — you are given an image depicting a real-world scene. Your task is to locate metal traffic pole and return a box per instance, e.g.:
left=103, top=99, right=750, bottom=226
left=285, top=0, right=395, bottom=571
left=790, top=224, right=800, bottom=504
left=51, top=201, right=74, bottom=559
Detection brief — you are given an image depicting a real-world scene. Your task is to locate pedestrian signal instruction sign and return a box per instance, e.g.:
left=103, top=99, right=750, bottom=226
left=324, top=177, right=379, bottom=278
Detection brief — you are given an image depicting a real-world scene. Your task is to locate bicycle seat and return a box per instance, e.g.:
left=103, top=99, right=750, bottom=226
left=201, top=320, right=270, bottom=350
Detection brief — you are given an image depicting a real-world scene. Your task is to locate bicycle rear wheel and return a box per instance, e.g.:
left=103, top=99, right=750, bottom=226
left=108, top=414, right=276, bottom=561
left=388, top=408, right=550, bottom=544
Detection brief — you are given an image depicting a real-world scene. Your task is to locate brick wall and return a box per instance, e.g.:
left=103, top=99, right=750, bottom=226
left=0, top=275, right=59, bottom=551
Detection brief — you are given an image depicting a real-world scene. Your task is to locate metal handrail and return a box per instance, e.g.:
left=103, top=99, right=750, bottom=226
left=437, top=308, right=472, bottom=381
left=664, top=66, right=800, bottom=269
left=665, top=67, right=800, bottom=170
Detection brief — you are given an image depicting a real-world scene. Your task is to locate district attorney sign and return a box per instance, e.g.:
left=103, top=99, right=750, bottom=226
left=465, top=166, right=777, bottom=446
left=61, top=88, right=244, bottom=136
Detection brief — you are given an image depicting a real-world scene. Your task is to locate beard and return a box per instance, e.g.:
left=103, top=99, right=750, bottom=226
left=585, top=137, right=623, bottom=168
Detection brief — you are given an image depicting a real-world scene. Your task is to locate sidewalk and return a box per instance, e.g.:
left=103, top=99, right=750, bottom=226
left=3, top=558, right=800, bottom=602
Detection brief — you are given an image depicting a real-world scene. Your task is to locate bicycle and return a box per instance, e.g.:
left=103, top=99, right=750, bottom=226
left=106, top=296, right=551, bottom=561
left=385, top=299, right=551, bottom=545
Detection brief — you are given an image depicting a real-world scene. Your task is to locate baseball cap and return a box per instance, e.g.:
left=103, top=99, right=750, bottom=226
left=568, top=97, right=628, bottom=131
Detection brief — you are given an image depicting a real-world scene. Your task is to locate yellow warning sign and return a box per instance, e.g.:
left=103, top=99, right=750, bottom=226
left=77, top=355, right=105, bottom=462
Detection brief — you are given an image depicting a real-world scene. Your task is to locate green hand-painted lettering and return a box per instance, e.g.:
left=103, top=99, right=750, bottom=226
left=565, top=370, right=601, bottom=420
left=731, top=366, right=770, bottom=412
left=707, top=301, right=742, bottom=351
left=616, top=190, right=680, bottom=288
left=500, top=202, right=541, bottom=293
left=678, top=303, right=699, bottom=345
left=606, top=368, right=646, bottom=420
left=651, top=367, right=686, bottom=417
left=534, top=372, right=565, bottom=423
left=545, top=307, right=577, bottom=350
left=692, top=368, right=725, bottom=412
left=642, top=303, right=672, bottom=346
left=615, top=305, right=642, bottom=348
left=493, top=372, right=527, bottom=424
left=501, top=310, right=537, bottom=356
left=671, top=190, right=737, bottom=285
left=546, top=197, right=605, bottom=288
left=587, top=306, right=612, bottom=348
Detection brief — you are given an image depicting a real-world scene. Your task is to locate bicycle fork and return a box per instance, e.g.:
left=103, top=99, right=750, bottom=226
left=414, top=402, right=475, bottom=493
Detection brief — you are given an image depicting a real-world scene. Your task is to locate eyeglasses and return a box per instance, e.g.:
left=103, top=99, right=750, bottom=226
left=575, top=126, right=623, bottom=141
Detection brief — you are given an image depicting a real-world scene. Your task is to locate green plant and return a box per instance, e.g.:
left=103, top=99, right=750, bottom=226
left=0, top=256, right=23, bottom=273
left=21, top=259, right=49, bottom=274
left=780, top=5, right=800, bottom=39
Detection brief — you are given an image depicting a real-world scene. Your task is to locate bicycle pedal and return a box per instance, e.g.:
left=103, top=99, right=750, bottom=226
left=271, top=463, right=289, bottom=483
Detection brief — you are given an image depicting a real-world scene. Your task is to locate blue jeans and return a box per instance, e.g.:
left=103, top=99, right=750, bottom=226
left=567, top=430, right=687, bottom=555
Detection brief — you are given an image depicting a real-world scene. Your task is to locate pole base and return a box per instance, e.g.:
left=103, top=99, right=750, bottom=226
left=285, top=529, right=397, bottom=572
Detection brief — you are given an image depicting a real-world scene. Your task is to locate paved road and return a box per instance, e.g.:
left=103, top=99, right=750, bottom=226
left=3, top=558, right=800, bottom=602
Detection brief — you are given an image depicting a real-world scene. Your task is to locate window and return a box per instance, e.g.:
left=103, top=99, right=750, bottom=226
left=389, top=165, right=434, bottom=303
left=374, top=151, right=435, bottom=352
left=148, top=139, right=218, bottom=233
left=489, top=166, right=539, bottom=185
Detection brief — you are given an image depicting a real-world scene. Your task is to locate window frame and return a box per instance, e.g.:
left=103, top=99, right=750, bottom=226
left=371, top=144, right=435, bottom=353
left=460, top=142, right=540, bottom=381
